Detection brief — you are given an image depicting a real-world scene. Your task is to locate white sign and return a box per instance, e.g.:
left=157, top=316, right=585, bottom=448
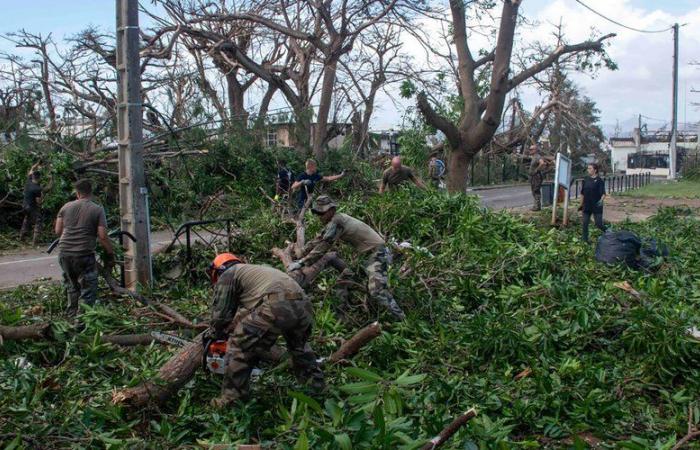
left=556, top=154, right=572, bottom=188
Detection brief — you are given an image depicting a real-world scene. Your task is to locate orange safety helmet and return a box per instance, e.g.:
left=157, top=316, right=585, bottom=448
left=207, top=253, right=242, bottom=284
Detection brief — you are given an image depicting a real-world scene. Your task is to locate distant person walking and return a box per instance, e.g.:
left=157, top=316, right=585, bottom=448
left=379, top=156, right=425, bottom=193
left=528, top=144, right=547, bottom=211
left=19, top=164, right=43, bottom=246
left=578, top=163, right=606, bottom=243
left=55, top=179, right=114, bottom=315
left=428, top=155, right=446, bottom=189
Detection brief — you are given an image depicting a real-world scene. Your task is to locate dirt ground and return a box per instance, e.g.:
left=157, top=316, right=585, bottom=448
left=601, top=194, right=700, bottom=222
left=510, top=194, right=700, bottom=223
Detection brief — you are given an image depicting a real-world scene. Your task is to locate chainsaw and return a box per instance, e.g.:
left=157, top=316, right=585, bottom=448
left=150, top=331, right=264, bottom=377
left=150, top=331, right=228, bottom=375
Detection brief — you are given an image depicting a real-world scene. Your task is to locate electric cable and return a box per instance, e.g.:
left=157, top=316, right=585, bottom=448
left=573, top=0, right=674, bottom=34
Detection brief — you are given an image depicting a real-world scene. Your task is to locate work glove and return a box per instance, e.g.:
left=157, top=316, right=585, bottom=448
left=286, top=261, right=302, bottom=272
left=596, top=199, right=604, bottom=207
left=301, top=179, right=313, bottom=186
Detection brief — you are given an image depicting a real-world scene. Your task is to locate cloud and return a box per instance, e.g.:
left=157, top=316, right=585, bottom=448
left=521, top=0, right=700, bottom=130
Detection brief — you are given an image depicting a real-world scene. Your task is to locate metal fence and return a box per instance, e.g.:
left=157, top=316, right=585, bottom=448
left=467, top=153, right=526, bottom=186
left=571, top=172, right=652, bottom=199
left=166, top=218, right=237, bottom=262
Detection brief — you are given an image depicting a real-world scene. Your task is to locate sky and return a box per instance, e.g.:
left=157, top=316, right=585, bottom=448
left=1, top=0, right=699, bottom=136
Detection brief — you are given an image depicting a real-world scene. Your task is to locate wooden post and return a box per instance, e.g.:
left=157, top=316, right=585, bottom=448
left=116, top=0, right=152, bottom=289
left=562, top=153, right=572, bottom=226
left=550, top=153, right=560, bottom=225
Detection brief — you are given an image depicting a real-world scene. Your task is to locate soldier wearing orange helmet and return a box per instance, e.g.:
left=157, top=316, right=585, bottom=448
left=205, top=253, right=325, bottom=408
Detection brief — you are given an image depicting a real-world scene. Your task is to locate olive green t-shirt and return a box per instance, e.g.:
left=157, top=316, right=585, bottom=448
left=57, top=198, right=107, bottom=256
left=210, top=263, right=304, bottom=330
left=382, top=166, right=416, bottom=190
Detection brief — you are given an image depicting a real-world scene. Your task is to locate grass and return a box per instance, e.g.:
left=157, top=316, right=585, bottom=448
left=621, top=180, right=700, bottom=199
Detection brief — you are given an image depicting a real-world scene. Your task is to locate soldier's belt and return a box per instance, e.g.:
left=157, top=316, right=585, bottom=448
left=264, top=291, right=305, bottom=302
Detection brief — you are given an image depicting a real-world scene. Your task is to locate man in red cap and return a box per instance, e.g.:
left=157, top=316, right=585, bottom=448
left=205, top=253, right=325, bottom=407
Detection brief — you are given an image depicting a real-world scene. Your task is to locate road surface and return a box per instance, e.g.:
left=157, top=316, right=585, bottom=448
left=0, top=178, right=662, bottom=290
left=0, top=230, right=196, bottom=290
left=472, top=184, right=534, bottom=209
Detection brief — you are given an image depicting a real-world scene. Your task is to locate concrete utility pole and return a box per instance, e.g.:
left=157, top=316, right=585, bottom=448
left=116, top=0, right=152, bottom=289
left=669, top=23, right=679, bottom=180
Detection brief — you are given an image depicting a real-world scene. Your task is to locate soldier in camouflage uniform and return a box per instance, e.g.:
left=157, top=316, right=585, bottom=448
left=54, top=179, right=114, bottom=315
left=528, top=144, right=547, bottom=211
left=288, top=196, right=405, bottom=321
left=206, top=253, right=325, bottom=408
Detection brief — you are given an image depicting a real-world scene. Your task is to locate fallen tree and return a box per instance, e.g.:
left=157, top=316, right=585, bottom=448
left=112, top=331, right=206, bottom=407
left=0, top=323, right=52, bottom=345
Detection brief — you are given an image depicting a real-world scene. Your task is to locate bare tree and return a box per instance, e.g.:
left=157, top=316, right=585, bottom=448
left=338, top=23, right=406, bottom=157
left=413, top=0, right=615, bottom=192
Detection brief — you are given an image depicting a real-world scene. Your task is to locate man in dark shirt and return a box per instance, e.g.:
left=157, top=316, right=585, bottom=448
left=19, top=168, right=43, bottom=245
left=275, top=160, right=293, bottom=199
left=55, top=179, right=114, bottom=315
left=379, top=156, right=425, bottom=193
left=291, top=159, right=344, bottom=210
left=579, top=163, right=607, bottom=243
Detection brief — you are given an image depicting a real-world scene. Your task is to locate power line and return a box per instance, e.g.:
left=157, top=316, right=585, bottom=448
left=573, top=0, right=674, bottom=34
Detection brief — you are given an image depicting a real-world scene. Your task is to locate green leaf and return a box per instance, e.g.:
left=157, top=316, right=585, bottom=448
left=339, top=382, right=379, bottom=395
left=289, top=391, right=323, bottom=415
left=294, top=431, right=310, bottom=450
left=346, top=367, right=383, bottom=382
left=394, top=371, right=426, bottom=387
left=334, top=433, right=352, bottom=450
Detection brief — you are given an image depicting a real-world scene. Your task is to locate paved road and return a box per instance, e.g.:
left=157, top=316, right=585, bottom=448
left=473, top=184, right=534, bottom=209
left=0, top=230, right=180, bottom=290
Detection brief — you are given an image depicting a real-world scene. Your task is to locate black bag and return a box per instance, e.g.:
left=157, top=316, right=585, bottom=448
left=595, top=231, right=641, bottom=267
left=595, top=230, right=668, bottom=270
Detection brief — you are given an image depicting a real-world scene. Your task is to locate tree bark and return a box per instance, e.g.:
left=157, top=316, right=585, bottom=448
left=327, top=322, right=381, bottom=363
left=226, top=71, right=248, bottom=124
left=0, top=323, right=52, bottom=344
left=447, top=148, right=470, bottom=193
left=313, top=57, right=338, bottom=159
left=419, top=409, right=477, bottom=450
left=112, top=331, right=206, bottom=407
left=101, top=333, right=156, bottom=346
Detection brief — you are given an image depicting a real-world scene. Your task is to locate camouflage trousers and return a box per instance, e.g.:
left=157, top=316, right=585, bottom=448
left=19, top=206, right=41, bottom=245
left=222, top=294, right=324, bottom=400
left=58, top=253, right=99, bottom=315
left=337, top=245, right=405, bottom=320
left=530, top=173, right=543, bottom=210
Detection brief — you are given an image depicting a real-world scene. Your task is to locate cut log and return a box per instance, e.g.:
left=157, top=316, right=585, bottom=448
left=101, top=334, right=156, bottom=346
left=328, top=321, right=381, bottom=363
left=112, top=331, right=206, bottom=407
left=0, top=323, right=53, bottom=344
left=420, top=408, right=477, bottom=450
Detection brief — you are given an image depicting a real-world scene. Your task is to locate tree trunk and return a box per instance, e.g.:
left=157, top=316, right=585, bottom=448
left=447, top=147, right=471, bottom=193
left=112, top=331, right=205, bottom=407
left=293, top=105, right=313, bottom=154
left=312, top=58, right=338, bottom=159
left=40, top=59, right=57, bottom=135
left=226, top=72, right=248, bottom=125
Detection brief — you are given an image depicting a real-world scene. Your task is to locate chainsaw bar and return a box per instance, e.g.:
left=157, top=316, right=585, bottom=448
left=150, top=331, right=191, bottom=347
